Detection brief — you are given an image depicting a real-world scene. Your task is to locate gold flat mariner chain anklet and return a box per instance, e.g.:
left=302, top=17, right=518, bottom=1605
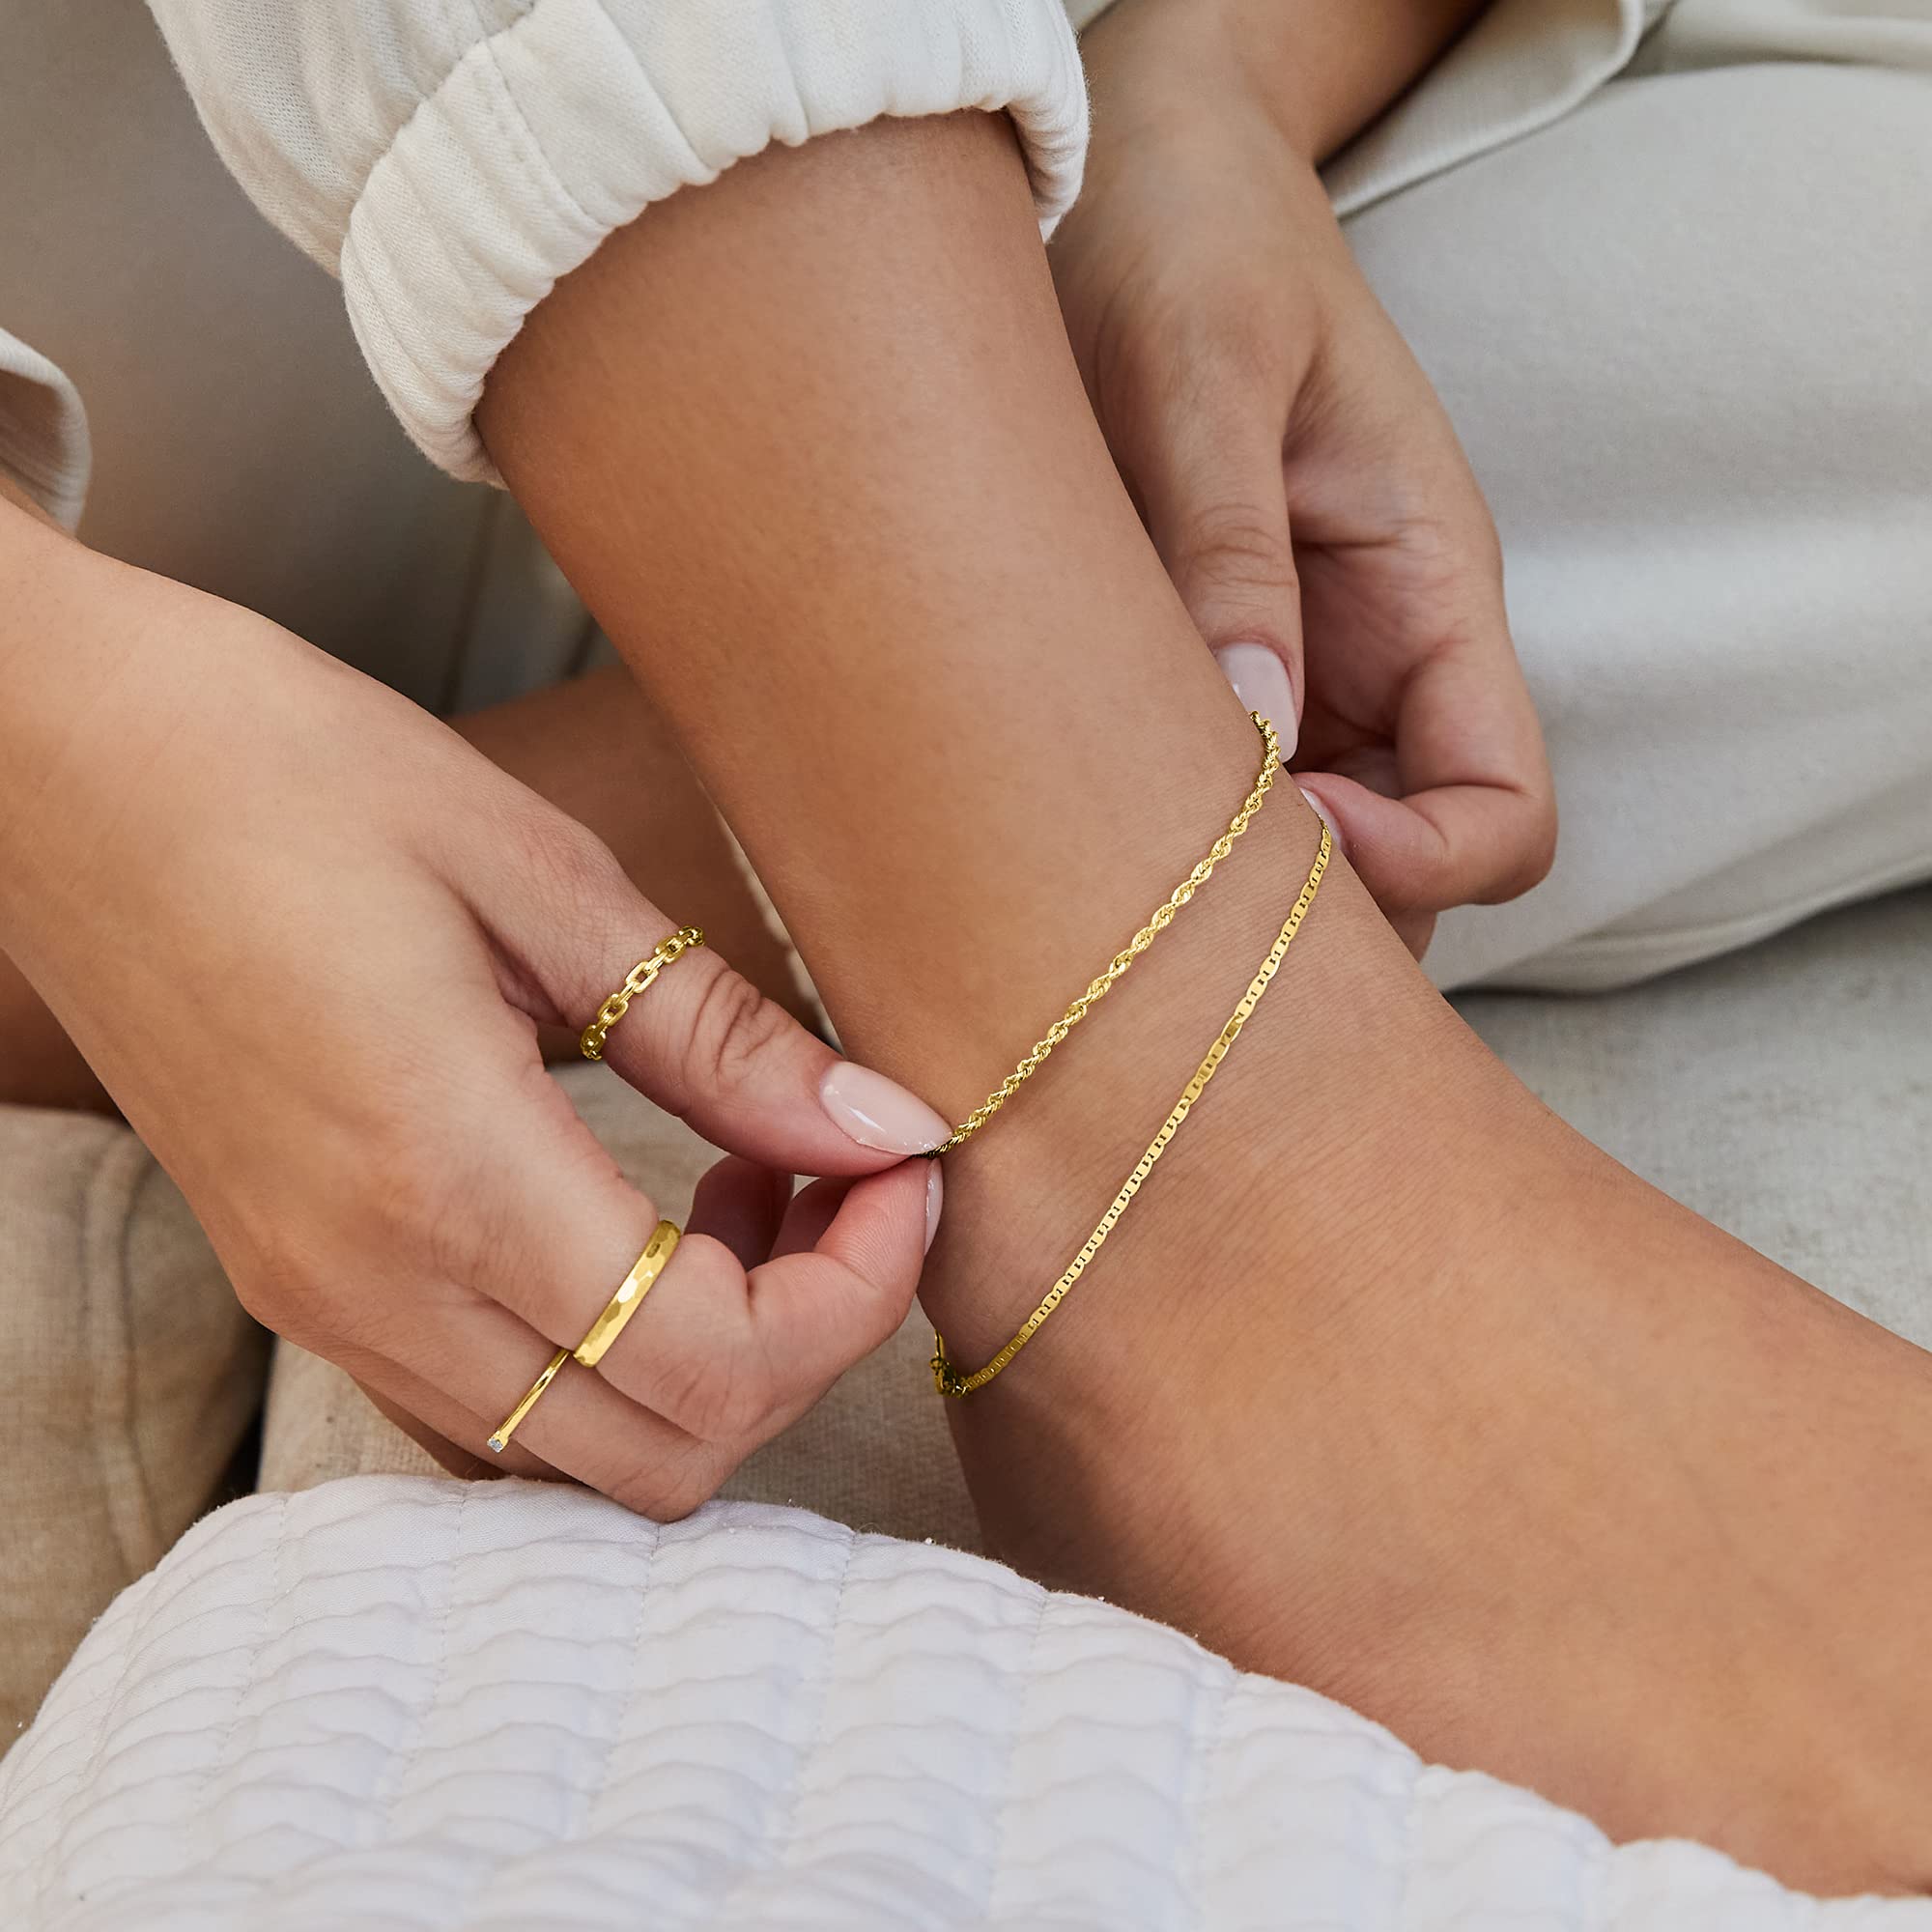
left=921, top=711, right=1281, bottom=1157
left=932, top=821, right=1331, bottom=1398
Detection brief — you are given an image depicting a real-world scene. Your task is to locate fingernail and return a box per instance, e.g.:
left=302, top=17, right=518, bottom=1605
left=819, top=1061, right=952, bottom=1155
left=923, top=1163, right=944, bottom=1254
left=1298, top=785, right=1346, bottom=855
left=1213, top=641, right=1297, bottom=762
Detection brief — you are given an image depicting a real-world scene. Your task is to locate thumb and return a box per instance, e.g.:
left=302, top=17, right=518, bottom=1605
left=1131, top=375, right=1303, bottom=757
left=472, top=814, right=952, bottom=1177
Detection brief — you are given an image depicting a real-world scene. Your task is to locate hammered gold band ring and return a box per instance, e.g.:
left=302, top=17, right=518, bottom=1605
left=487, top=1219, right=683, bottom=1454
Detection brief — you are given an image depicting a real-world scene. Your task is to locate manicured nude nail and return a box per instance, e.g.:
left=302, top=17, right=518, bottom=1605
left=819, top=1061, right=952, bottom=1154
left=1214, top=641, right=1297, bottom=762
left=1298, top=785, right=1346, bottom=854
left=924, top=1163, right=944, bottom=1254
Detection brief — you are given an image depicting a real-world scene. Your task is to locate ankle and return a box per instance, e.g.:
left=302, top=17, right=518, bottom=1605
left=916, top=799, right=1495, bottom=1380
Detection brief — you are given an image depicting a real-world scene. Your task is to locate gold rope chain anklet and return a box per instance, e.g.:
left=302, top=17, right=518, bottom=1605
left=932, top=821, right=1331, bottom=1398
left=920, top=711, right=1281, bottom=1157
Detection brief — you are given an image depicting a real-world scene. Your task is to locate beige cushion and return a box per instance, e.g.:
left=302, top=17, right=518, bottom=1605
left=0, top=1103, right=269, bottom=1735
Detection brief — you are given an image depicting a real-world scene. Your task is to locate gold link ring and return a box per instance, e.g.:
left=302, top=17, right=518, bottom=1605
left=581, top=925, right=705, bottom=1061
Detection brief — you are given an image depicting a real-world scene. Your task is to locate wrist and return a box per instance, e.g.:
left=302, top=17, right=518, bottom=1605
left=0, top=526, right=213, bottom=928
left=1087, top=0, right=1485, bottom=167
left=1082, top=0, right=1325, bottom=167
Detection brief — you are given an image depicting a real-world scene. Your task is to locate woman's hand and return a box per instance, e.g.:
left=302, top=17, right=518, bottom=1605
left=0, top=526, right=945, bottom=1516
left=1051, top=2, right=1554, bottom=953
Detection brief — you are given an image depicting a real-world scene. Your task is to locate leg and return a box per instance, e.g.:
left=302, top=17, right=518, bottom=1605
left=1346, top=55, right=1932, bottom=992
left=0, top=665, right=810, bottom=1111
left=482, top=111, right=1932, bottom=1892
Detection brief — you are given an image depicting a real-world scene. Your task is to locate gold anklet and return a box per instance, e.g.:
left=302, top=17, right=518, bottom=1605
left=931, top=822, right=1330, bottom=1397
left=922, top=711, right=1281, bottom=1157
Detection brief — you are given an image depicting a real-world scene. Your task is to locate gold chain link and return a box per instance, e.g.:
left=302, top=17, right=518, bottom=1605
left=580, top=925, right=706, bottom=1062
left=921, top=712, right=1281, bottom=1157
left=932, top=822, right=1330, bottom=1397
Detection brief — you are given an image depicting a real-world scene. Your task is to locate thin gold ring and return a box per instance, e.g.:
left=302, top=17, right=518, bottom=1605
left=487, top=1347, right=568, bottom=1455
left=484, top=1219, right=684, bottom=1454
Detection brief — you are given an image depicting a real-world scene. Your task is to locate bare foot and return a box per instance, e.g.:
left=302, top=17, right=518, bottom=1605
left=921, top=797, right=1932, bottom=1896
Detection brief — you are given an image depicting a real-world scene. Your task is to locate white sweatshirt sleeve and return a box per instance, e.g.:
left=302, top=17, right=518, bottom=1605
left=147, top=1, right=1088, bottom=485
left=0, top=327, right=89, bottom=530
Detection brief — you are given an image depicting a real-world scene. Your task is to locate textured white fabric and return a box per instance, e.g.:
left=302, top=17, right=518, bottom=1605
left=8, top=1474, right=1925, bottom=1928
left=0, top=326, right=88, bottom=529
left=148, top=0, right=1089, bottom=482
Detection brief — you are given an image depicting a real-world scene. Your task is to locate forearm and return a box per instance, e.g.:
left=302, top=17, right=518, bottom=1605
left=1093, top=0, right=1488, bottom=164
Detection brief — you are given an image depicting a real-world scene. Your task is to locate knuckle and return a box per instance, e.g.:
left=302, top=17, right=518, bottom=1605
left=685, top=967, right=793, bottom=1097
left=526, top=810, right=629, bottom=902
left=1137, top=299, right=1279, bottom=403
left=611, top=1454, right=722, bottom=1524
left=229, top=1247, right=303, bottom=1331
left=1516, top=802, right=1561, bottom=895
left=618, top=1453, right=738, bottom=1522
left=231, top=1235, right=368, bottom=1360
left=648, top=1335, right=766, bottom=1445
left=1483, top=793, right=1559, bottom=903
left=505, top=810, right=637, bottom=952
left=648, top=1475, right=712, bottom=1524
left=1171, top=498, right=1296, bottom=599
left=1196, top=309, right=1285, bottom=396
left=697, top=1358, right=773, bottom=1444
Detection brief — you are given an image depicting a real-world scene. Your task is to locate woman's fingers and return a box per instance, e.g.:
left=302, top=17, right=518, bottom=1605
left=744, top=1160, right=938, bottom=1434
left=1298, top=770, right=1554, bottom=920
left=1123, top=350, right=1303, bottom=754
left=1285, top=467, right=1554, bottom=932
left=602, top=942, right=952, bottom=1167
left=688, top=1153, right=793, bottom=1270
left=469, top=825, right=952, bottom=1172
left=359, top=1294, right=733, bottom=1519
left=469, top=1112, right=933, bottom=1451
left=593, top=1161, right=932, bottom=1440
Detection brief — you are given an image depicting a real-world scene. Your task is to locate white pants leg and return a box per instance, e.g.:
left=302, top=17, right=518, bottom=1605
left=1341, top=27, right=1932, bottom=991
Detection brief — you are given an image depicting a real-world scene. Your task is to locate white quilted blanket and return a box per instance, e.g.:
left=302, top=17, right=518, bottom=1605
left=3, top=1477, right=1921, bottom=1929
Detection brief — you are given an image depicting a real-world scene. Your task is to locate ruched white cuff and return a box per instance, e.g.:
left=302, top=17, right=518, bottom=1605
left=149, top=1, right=1089, bottom=484
left=0, top=327, right=90, bottom=530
